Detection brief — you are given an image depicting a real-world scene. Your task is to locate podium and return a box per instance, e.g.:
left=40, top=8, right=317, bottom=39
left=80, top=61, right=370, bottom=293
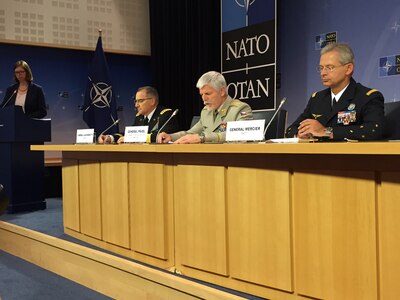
left=0, top=106, right=51, bottom=213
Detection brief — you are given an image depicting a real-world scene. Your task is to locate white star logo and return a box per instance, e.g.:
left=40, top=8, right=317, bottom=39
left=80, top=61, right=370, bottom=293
left=235, top=0, right=256, bottom=14
left=383, top=60, right=392, bottom=73
left=392, top=20, right=400, bottom=33
left=88, top=76, right=113, bottom=109
left=317, top=37, right=324, bottom=47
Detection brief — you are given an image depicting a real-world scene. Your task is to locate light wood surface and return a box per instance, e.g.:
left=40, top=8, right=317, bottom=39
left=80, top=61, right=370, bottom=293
left=0, top=221, right=244, bottom=300
left=30, top=142, right=400, bottom=299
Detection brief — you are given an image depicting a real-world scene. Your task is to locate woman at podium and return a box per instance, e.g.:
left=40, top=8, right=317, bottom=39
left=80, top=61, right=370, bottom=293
left=0, top=60, right=47, bottom=118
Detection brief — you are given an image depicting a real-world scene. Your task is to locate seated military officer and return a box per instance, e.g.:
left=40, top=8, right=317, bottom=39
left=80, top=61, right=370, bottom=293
left=285, top=43, right=384, bottom=141
left=98, top=86, right=179, bottom=144
left=157, top=71, right=253, bottom=144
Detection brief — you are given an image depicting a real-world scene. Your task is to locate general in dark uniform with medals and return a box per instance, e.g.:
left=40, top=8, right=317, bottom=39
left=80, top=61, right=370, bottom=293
left=98, top=86, right=179, bottom=143
left=285, top=43, right=384, bottom=141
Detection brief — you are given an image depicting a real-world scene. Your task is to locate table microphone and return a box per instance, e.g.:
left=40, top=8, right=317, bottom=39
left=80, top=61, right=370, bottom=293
left=1, top=90, right=17, bottom=108
left=263, top=97, right=287, bottom=139
left=99, top=119, right=120, bottom=137
left=156, top=109, right=179, bottom=142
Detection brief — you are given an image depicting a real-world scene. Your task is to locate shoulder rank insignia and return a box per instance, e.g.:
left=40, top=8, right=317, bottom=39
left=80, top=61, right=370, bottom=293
left=312, top=113, right=322, bottom=119
left=231, top=99, right=241, bottom=107
left=160, top=108, right=172, bottom=115
left=366, top=89, right=378, bottom=96
left=311, top=92, right=317, bottom=98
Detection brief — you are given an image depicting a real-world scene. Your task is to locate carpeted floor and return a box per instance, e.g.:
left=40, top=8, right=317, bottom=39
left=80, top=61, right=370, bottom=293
left=0, top=198, right=267, bottom=300
left=0, top=198, right=112, bottom=300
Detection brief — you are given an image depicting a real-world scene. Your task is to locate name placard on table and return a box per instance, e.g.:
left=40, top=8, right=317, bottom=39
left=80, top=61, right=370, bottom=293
left=76, top=128, right=95, bottom=144
left=123, top=126, right=148, bottom=143
left=226, top=119, right=265, bottom=142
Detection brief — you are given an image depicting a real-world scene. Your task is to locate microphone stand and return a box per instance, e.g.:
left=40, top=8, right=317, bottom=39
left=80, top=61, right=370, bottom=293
left=1, top=90, right=17, bottom=109
left=156, top=109, right=179, bottom=143
left=99, top=119, right=120, bottom=138
left=262, top=97, right=287, bottom=141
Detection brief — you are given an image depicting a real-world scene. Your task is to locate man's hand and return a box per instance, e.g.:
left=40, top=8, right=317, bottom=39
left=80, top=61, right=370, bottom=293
left=117, top=136, right=125, bottom=144
left=98, top=134, right=112, bottom=144
left=297, top=119, right=327, bottom=138
left=157, top=132, right=172, bottom=143
left=174, top=134, right=201, bottom=144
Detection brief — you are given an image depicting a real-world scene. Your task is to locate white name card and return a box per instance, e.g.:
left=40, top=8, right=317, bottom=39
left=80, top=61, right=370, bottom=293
left=123, top=126, right=148, bottom=143
left=76, top=128, right=95, bottom=144
left=226, top=119, right=265, bottom=142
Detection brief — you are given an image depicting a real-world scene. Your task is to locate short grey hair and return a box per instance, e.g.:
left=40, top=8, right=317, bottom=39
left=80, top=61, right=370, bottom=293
left=137, top=86, right=159, bottom=103
left=320, top=43, right=355, bottom=65
left=196, top=71, right=227, bottom=90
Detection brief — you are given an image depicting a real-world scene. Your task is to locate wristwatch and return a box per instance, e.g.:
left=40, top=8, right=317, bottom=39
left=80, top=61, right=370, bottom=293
left=199, top=133, right=206, bottom=143
left=325, top=127, right=333, bottom=138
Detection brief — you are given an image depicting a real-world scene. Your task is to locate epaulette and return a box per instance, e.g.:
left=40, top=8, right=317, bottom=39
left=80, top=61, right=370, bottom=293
left=160, top=108, right=172, bottom=115
left=311, top=92, right=317, bottom=98
left=366, top=89, right=378, bottom=96
left=231, top=99, right=242, bottom=107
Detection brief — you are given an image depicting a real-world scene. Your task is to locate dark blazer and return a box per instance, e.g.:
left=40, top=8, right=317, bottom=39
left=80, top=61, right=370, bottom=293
left=114, top=105, right=180, bottom=143
left=285, top=78, right=385, bottom=140
left=1, top=82, right=47, bottom=118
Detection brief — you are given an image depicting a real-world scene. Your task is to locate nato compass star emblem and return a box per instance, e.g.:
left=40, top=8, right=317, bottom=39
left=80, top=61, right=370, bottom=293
left=382, top=60, right=393, bottom=73
left=88, top=76, right=113, bottom=109
left=235, top=0, right=256, bottom=14
left=392, top=20, right=400, bottom=34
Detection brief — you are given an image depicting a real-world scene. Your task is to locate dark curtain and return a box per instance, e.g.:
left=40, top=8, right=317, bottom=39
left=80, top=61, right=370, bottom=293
left=149, top=0, right=221, bottom=130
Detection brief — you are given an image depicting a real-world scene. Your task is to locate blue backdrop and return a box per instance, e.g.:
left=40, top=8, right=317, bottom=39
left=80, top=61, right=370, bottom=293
left=0, top=43, right=151, bottom=147
left=1, top=0, right=399, bottom=142
left=278, top=0, right=400, bottom=124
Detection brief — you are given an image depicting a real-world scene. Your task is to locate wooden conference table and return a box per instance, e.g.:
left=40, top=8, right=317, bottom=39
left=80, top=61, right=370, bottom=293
left=32, top=142, right=400, bottom=300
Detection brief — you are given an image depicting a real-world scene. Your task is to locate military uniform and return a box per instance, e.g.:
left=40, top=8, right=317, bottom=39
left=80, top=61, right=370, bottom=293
left=170, top=96, right=253, bottom=143
left=285, top=78, right=384, bottom=140
left=114, top=105, right=180, bottom=143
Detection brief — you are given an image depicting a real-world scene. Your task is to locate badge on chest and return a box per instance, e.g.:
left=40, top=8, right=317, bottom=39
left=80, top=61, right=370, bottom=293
left=337, top=110, right=356, bottom=125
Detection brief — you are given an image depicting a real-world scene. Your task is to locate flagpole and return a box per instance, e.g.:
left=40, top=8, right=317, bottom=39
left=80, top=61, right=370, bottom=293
left=98, top=28, right=102, bottom=37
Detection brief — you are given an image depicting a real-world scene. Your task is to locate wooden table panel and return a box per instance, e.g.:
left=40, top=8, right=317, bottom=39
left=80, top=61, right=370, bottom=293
left=293, top=170, right=377, bottom=300
left=79, top=160, right=102, bottom=239
left=101, top=162, right=130, bottom=248
left=228, top=167, right=292, bottom=291
left=174, top=164, right=228, bottom=276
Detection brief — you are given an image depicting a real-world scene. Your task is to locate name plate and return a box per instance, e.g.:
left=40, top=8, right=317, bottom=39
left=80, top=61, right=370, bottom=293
left=123, top=126, right=148, bottom=143
left=226, top=119, right=265, bottom=142
left=76, top=128, right=95, bottom=144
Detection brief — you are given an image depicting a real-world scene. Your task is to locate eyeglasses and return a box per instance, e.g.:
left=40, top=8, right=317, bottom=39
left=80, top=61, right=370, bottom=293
left=14, top=70, right=26, bottom=74
left=134, top=97, right=152, bottom=104
left=316, top=64, right=347, bottom=73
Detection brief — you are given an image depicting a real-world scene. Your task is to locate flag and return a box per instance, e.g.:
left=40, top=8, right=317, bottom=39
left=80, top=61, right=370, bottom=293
left=83, top=33, right=119, bottom=136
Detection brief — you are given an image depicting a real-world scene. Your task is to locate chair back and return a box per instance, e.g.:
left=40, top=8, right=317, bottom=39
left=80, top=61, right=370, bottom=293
left=0, top=184, right=9, bottom=216
left=190, top=115, right=201, bottom=128
left=383, top=101, right=400, bottom=140
left=253, top=109, right=287, bottom=140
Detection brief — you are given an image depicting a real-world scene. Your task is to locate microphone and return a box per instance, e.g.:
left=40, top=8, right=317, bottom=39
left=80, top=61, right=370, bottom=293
left=1, top=90, right=17, bottom=108
left=156, top=109, right=179, bottom=142
left=99, top=119, right=120, bottom=137
left=84, top=101, right=95, bottom=112
left=263, top=97, right=287, bottom=139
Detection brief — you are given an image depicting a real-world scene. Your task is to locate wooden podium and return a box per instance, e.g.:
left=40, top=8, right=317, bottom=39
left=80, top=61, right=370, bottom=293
left=0, top=106, right=51, bottom=213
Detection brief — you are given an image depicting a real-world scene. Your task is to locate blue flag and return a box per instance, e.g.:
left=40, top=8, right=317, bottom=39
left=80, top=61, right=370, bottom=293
left=83, top=35, right=119, bottom=136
